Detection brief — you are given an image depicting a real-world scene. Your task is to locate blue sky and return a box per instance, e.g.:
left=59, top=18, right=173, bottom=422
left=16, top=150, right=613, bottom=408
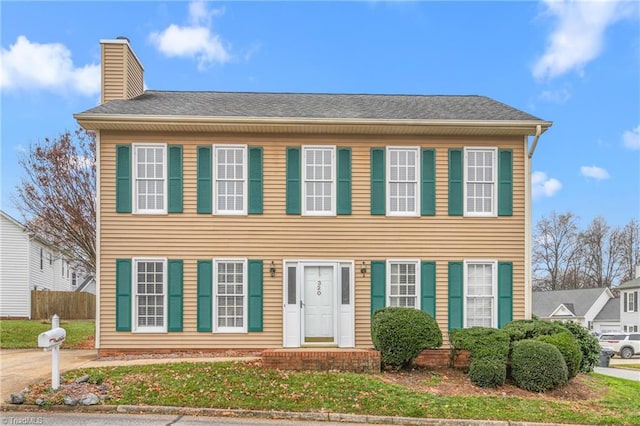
left=1, top=1, right=639, bottom=228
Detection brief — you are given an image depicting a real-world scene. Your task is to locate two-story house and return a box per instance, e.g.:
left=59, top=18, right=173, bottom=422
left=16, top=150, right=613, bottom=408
left=618, top=266, right=640, bottom=333
left=75, top=38, right=551, bottom=356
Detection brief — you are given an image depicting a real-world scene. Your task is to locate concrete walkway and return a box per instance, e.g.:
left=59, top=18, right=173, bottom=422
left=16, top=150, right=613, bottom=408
left=593, top=366, right=640, bottom=381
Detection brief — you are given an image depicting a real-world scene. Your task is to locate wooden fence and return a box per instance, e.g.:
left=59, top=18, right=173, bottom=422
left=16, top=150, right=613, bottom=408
left=31, top=291, right=95, bottom=320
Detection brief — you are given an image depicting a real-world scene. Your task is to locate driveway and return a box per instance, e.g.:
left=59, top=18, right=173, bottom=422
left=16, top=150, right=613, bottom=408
left=0, top=349, right=97, bottom=401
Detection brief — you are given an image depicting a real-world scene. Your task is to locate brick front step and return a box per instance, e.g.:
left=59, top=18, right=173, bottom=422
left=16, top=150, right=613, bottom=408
left=262, top=348, right=381, bottom=373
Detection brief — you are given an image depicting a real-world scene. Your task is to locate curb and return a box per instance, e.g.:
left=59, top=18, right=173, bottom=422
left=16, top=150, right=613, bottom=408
left=1, top=403, right=586, bottom=426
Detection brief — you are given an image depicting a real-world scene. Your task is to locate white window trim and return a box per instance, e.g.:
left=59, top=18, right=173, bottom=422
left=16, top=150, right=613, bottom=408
left=386, top=259, right=421, bottom=309
left=463, top=259, right=498, bottom=328
left=213, top=144, right=248, bottom=215
left=302, top=145, right=337, bottom=216
left=132, top=143, right=168, bottom=214
left=386, top=146, right=420, bottom=217
left=213, top=258, right=248, bottom=333
left=628, top=291, right=636, bottom=312
left=463, top=147, right=497, bottom=217
left=132, top=257, right=168, bottom=333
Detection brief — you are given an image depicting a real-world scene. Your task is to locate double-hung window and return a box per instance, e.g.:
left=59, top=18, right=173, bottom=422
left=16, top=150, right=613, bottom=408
left=214, top=259, right=247, bottom=332
left=387, top=260, right=420, bottom=308
left=464, top=260, right=497, bottom=327
left=214, top=145, right=247, bottom=215
left=464, top=148, right=497, bottom=216
left=133, top=258, right=166, bottom=332
left=387, top=147, right=420, bottom=216
left=302, top=146, right=336, bottom=215
left=133, top=144, right=166, bottom=214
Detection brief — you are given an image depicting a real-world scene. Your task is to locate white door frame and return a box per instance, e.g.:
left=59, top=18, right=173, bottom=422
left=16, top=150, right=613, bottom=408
left=282, top=260, right=354, bottom=348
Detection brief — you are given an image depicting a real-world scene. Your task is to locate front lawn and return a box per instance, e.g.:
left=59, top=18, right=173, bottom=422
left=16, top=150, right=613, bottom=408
left=22, top=361, right=640, bottom=425
left=0, top=319, right=94, bottom=349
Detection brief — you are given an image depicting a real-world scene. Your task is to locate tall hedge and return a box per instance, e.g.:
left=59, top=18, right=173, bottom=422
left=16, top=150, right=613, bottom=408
left=536, top=332, right=583, bottom=379
left=371, top=307, right=442, bottom=369
left=503, top=319, right=566, bottom=342
left=560, top=321, right=600, bottom=373
left=449, top=327, right=510, bottom=362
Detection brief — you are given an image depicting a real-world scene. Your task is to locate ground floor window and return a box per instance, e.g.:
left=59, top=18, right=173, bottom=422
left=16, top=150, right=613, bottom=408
left=387, top=260, right=420, bottom=308
left=134, top=258, right=166, bottom=332
left=214, top=259, right=247, bottom=333
left=464, top=260, right=497, bottom=328
left=624, top=325, right=639, bottom=332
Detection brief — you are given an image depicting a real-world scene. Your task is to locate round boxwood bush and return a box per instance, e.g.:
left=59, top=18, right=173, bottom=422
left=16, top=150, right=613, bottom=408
left=371, top=307, right=442, bottom=369
left=511, top=340, right=568, bottom=392
left=503, top=319, right=566, bottom=342
left=469, top=357, right=507, bottom=388
left=449, top=327, right=510, bottom=362
left=536, top=331, right=582, bottom=379
left=560, top=321, right=600, bottom=373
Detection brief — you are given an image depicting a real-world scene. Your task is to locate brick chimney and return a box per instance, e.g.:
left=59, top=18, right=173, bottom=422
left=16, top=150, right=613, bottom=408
left=100, top=37, right=144, bottom=104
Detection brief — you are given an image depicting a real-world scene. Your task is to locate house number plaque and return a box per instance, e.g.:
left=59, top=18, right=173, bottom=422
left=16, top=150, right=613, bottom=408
left=316, top=280, right=322, bottom=296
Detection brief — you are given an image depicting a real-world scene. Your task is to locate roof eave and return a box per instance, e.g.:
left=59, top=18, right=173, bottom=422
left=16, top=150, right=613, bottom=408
left=74, top=113, right=552, bottom=136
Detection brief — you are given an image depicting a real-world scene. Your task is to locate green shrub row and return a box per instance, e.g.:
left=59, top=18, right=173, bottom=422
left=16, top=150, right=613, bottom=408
left=536, top=332, right=582, bottom=379
left=468, top=357, right=507, bottom=388
left=510, top=340, right=568, bottom=392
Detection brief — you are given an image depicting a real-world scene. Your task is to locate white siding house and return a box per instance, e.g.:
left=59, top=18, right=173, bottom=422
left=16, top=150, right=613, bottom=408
left=0, top=211, right=75, bottom=318
left=618, top=266, right=640, bottom=333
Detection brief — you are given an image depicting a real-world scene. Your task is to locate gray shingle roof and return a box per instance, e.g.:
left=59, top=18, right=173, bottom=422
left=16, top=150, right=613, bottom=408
left=532, top=288, right=608, bottom=318
left=618, top=278, right=640, bottom=289
left=594, top=297, right=620, bottom=321
left=78, top=91, right=545, bottom=122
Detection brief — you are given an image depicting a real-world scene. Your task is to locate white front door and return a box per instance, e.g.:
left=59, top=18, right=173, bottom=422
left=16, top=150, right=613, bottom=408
left=283, top=260, right=354, bottom=348
left=303, top=265, right=335, bottom=343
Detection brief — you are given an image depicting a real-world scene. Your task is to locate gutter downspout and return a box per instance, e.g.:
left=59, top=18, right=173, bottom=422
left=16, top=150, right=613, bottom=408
left=525, top=124, right=543, bottom=319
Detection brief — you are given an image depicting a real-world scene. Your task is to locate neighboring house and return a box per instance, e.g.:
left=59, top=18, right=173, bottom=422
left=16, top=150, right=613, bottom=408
left=618, top=266, right=640, bottom=333
left=532, top=287, right=620, bottom=333
left=0, top=210, right=75, bottom=318
left=74, top=38, right=551, bottom=353
left=75, top=274, right=97, bottom=295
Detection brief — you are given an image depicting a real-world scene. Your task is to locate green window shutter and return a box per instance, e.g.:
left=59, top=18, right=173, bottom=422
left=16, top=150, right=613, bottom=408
left=498, top=262, right=513, bottom=328
left=498, top=149, right=513, bottom=216
left=370, top=148, right=385, bottom=215
left=370, top=261, right=386, bottom=315
left=115, top=259, right=132, bottom=331
left=167, top=260, right=183, bottom=332
left=197, top=146, right=212, bottom=214
left=247, top=260, right=263, bottom=332
left=448, top=149, right=463, bottom=216
left=448, top=261, right=463, bottom=331
left=286, top=147, right=301, bottom=214
left=168, top=145, right=183, bottom=213
left=115, top=145, right=131, bottom=213
left=337, top=147, right=352, bottom=215
left=421, top=261, right=436, bottom=317
left=421, top=148, right=436, bottom=216
left=197, top=260, right=212, bottom=332
left=248, top=147, right=263, bottom=214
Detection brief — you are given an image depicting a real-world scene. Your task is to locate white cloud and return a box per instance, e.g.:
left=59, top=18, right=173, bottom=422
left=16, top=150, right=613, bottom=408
left=0, top=36, right=100, bottom=95
left=533, top=0, right=629, bottom=80
left=532, top=171, right=562, bottom=198
left=622, top=125, right=640, bottom=150
left=149, top=1, right=230, bottom=70
left=580, top=165, right=610, bottom=180
left=538, top=87, right=571, bottom=103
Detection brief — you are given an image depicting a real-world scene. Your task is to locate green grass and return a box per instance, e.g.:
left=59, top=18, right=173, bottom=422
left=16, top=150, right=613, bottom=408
left=0, top=319, right=94, bottom=349
left=612, top=364, right=640, bottom=370
left=48, top=362, right=639, bottom=425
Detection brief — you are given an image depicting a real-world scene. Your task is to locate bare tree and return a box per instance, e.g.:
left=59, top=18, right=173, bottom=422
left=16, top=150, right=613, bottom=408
left=579, top=216, right=623, bottom=288
left=532, top=211, right=582, bottom=290
left=619, top=219, right=640, bottom=283
left=15, top=128, right=96, bottom=274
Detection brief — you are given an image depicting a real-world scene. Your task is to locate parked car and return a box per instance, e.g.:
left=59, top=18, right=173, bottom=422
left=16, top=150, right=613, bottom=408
left=599, top=333, right=640, bottom=359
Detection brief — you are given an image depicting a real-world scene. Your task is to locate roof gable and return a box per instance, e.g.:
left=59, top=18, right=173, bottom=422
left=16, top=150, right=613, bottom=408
left=532, top=288, right=610, bottom=318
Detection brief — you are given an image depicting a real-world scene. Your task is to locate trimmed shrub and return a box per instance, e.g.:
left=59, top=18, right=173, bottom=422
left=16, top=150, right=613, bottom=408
left=560, top=321, right=600, bottom=373
left=449, top=327, right=510, bottom=362
left=503, top=319, right=566, bottom=342
left=469, top=357, right=507, bottom=388
left=511, top=340, right=568, bottom=392
left=536, top=332, right=583, bottom=379
left=371, top=307, right=442, bottom=369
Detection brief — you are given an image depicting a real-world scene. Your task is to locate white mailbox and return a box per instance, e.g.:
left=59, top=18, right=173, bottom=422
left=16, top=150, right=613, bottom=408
left=38, top=327, right=66, bottom=349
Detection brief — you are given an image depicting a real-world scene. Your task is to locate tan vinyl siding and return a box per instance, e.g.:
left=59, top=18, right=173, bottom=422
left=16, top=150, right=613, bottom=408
left=99, top=131, right=526, bottom=349
left=101, top=42, right=143, bottom=104
left=125, top=47, right=143, bottom=99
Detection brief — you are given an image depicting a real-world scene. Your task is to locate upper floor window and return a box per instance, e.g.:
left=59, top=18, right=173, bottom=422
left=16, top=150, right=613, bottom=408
left=624, top=290, right=638, bottom=313
left=386, top=260, right=420, bottom=308
left=133, top=258, right=166, bottom=332
left=214, top=145, right=247, bottom=215
left=464, top=260, right=497, bottom=328
left=40, top=248, right=43, bottom=270
left=133, top=144, right=166, bottom=214
left=302, top=146, right=335, bottom=216
left=464, top=148, right=497, bottom=217
left=387, top=147, right=420, bottom=216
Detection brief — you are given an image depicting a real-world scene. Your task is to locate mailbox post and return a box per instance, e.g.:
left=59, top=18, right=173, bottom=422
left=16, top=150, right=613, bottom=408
left=37, top=314, right=66, bottom=389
